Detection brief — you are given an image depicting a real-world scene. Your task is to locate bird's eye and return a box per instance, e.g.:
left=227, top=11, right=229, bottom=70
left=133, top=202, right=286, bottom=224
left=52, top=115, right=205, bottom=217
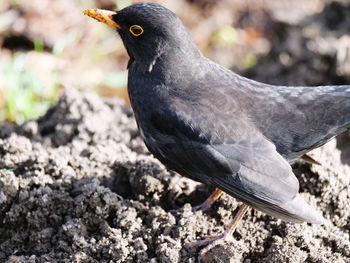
left=129, top=25, right=144, bottom=36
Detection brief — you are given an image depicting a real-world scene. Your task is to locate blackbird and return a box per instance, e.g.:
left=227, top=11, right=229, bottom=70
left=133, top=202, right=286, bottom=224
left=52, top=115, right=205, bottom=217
left=84, top=3, right=349, bottom=246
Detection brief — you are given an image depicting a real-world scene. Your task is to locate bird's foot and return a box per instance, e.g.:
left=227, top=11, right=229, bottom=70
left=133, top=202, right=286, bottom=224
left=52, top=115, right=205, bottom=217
left=192, top=201, right=213, bottom=212
left=185, top=204, right=249, bottom=248
left=185, top=232, right=233, bottom=248
left=169, top=205, right=187, bottom=214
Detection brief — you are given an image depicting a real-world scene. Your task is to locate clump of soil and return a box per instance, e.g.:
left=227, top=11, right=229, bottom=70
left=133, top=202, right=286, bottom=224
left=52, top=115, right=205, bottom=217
left=0, top=89, right=349, bottom=262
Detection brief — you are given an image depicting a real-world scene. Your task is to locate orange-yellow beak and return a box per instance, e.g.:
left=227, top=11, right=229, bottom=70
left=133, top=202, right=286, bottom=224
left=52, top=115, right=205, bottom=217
left=83, top=9, right=120, bottom=30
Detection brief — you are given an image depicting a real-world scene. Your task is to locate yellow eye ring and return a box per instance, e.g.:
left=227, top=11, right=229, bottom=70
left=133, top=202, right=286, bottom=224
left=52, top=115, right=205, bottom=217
left=129, top=25, right=144, bottom=36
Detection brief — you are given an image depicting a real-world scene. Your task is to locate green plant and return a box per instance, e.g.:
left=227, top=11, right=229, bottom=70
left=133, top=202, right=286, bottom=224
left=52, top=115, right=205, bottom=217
left=1, top=53, right=59, bottom=124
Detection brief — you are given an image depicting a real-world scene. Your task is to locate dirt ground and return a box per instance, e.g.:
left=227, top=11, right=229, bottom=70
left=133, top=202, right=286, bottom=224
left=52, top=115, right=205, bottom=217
left=1, top=0, right=350, bottom=262
left=0, top=89, right=349, bottom=262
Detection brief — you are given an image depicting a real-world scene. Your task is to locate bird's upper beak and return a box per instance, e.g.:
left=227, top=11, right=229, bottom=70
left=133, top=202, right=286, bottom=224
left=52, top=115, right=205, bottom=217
left=83, top=9, right=120, bottom=30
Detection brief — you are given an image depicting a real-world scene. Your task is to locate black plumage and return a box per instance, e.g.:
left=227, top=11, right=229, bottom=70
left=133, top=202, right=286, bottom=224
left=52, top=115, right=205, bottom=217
left=85, top=3, right=350, bottom=225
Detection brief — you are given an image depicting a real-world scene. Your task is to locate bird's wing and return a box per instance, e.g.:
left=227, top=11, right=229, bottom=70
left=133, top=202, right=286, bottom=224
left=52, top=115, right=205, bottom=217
left=210, top=138, right=325, bottom=223
left=149, top=107, right=324, bottom=223
left=201, top=59, right=350, bottom=162
left=211, top=135, right=298, bottom=204
left=238, top=79, right=350, bottom=161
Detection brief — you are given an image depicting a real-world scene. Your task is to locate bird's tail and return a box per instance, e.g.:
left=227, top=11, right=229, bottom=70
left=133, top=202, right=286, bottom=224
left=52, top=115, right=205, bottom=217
left=251, top=194, right=326, bottom=224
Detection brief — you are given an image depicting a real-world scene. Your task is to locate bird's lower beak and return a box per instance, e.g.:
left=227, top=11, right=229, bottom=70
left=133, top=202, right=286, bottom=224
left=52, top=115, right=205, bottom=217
left=83, top=9, right=120, bottom=30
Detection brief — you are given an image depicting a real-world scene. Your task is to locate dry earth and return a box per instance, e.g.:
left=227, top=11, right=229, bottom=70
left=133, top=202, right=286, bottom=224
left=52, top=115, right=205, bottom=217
left=0, top=89, right=349, bottom=263
left=1, top=1, right=350, bottom=262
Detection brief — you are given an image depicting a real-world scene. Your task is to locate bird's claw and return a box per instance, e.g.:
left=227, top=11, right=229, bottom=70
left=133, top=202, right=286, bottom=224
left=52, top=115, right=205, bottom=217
left=192, top=201, right=212, bottom=212
left=184, top=232, right=233, bottom=248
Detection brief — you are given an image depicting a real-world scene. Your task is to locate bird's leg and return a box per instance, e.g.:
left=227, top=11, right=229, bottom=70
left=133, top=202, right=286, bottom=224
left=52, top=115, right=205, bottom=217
left=170, top=188, right=223, bottom=214
left=193, top=188, right=223, bottom=211
left=185, top=204, right=249, bottom=248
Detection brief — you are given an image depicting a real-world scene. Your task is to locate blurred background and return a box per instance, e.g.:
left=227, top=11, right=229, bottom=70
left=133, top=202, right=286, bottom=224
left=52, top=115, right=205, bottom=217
left=1, top=0, right=350, bottom=124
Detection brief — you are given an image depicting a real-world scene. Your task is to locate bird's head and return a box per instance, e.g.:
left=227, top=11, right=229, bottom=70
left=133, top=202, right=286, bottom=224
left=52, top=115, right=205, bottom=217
left=84, top=3, right=199, bottom=72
